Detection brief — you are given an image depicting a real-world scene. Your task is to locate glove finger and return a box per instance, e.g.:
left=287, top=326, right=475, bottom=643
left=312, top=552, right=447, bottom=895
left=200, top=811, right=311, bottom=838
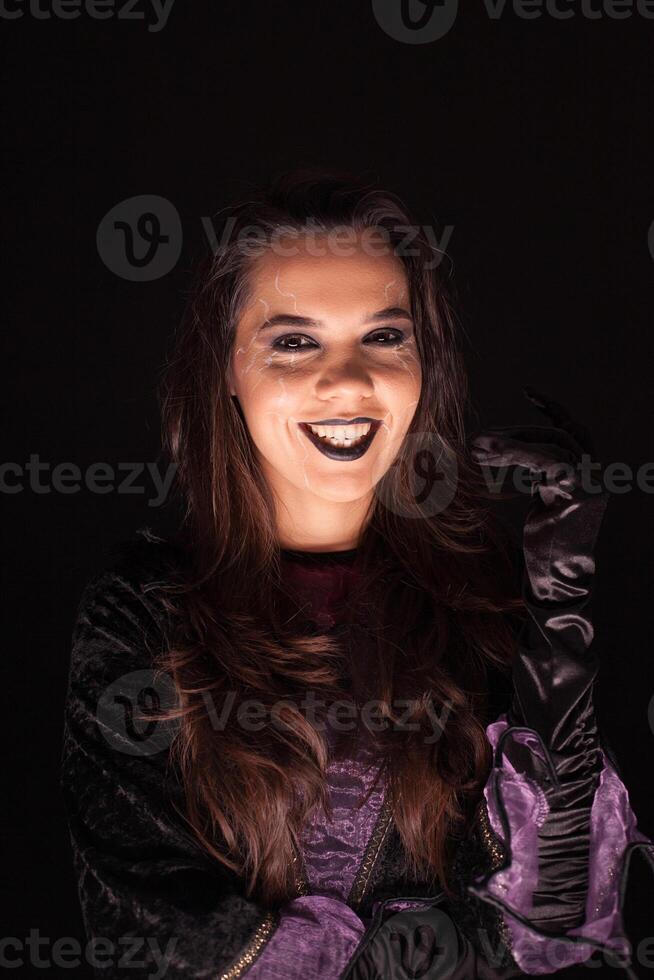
left=470, top=430, right=581, bottom=473
left=474, top=424, right=583, bottom=460
left=522, top=386, right=596, bottom=457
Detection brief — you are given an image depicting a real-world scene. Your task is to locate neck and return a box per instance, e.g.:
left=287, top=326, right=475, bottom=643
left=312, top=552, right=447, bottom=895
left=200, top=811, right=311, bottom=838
left=266, top=465, right=373, bottom=553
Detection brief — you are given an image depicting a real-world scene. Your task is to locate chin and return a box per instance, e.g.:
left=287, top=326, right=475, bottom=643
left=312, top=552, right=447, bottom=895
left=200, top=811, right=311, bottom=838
left=310, top=474, right=378, bottom=501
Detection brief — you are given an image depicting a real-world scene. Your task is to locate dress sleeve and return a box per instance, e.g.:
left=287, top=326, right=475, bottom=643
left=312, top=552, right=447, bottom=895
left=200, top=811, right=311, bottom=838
left=60, top=543, right=366, bottom=980
left=243, top=896, right=365, bottom=978
left=467, top=715, right=654, bottom=976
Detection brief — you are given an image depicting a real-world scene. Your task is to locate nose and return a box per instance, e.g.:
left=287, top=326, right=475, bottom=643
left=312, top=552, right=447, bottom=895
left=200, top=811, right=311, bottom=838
left=314, top=354, right=375, bottom=401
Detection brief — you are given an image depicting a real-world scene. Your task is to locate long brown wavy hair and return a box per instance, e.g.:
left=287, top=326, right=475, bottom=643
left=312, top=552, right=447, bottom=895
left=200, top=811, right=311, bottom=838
left=152, top=168, right=525, bottom=906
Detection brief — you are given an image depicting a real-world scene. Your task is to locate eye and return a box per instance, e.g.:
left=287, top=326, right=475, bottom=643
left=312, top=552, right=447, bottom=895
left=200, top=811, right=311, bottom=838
left=271, top=334, right=319, bottom=352
left=365, top=328, right=406, bottom=346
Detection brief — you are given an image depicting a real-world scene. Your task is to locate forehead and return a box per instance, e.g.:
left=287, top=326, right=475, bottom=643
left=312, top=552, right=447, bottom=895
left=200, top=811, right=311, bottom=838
left=239, top=232, right=409, bottom=327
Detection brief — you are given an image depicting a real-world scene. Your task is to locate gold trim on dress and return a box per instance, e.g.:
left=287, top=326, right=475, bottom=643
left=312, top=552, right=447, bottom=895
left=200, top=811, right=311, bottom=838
left=218, top=912, right=279, bottom=980
left=219, top=831, right=313, bottom=978
left=292, top=841, right=310, bottom=896
left=347, top=795, right=395, bottom=910
left=477, top=797, right=514, bottom=954
left=477, top=797, right=505, bottom=870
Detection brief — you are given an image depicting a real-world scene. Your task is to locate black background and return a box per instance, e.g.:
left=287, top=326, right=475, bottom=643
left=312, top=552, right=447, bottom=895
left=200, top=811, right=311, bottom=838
left=2, top=1, right=654, bottom=976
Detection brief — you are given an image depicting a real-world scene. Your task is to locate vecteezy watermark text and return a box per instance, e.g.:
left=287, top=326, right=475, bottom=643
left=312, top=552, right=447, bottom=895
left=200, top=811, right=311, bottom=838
left=477, top=453, right=654, bottom=496
left=0, top=456, right=176, bottom=507
left=0, top=930, right=177, bottom=978
left=201, top=216, right=455, bottom=271
left=201, top=690, right=453, bottom=746
left=0, top=0, right=175, bottom=31
left=372, top=0, right=654, bottom=45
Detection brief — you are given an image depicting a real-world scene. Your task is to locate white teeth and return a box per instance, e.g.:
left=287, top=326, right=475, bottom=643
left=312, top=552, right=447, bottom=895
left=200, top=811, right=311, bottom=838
left=305, top=422, right=373, bottom=447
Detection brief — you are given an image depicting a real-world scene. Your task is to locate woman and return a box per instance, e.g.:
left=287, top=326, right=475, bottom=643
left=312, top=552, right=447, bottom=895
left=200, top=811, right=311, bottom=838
left=61, top=171, right=653, bottom=979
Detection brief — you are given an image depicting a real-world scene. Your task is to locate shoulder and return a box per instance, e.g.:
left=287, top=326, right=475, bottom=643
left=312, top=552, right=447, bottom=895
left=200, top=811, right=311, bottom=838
left=85, top=525, right=185, bottom=584
left=76, top=526, right=185, bottom=608
left=70, top=527, right=188, bottom=676
left=63, top=533, right=190, bottom=796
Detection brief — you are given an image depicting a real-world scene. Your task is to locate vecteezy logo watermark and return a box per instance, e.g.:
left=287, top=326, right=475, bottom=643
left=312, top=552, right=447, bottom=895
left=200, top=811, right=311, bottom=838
left=97, top=195, right=182, bottom=280
left=356, top=906, right=460, bottom=978
left=0, top=456, right=176, bottom=507
left=0, top=0, right=176, bottom=30
left=372, top=0, right=459, bottom=43
left=648, top=219, right=654, bottom=261
left=97, top=668, right=180, bottom=756
left=374, top=432, right=459, bottom=518
left=98, top=197, right=455, bottom=281
left=0, top=931, right=177, bottom=978
left=372, top=0, right=654, bottom=43
left=99, top=676, right=454, bottom=755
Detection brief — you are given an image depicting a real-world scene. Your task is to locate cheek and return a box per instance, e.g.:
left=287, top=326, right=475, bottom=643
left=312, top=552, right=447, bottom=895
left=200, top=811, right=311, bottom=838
left=236, top=356, right=310, bottom=429
left=376, top=351, right=422, bottom=409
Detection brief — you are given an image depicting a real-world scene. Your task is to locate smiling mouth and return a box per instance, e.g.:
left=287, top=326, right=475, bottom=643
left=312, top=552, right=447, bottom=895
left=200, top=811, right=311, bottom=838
left=298, top=419, right=383, bottom=461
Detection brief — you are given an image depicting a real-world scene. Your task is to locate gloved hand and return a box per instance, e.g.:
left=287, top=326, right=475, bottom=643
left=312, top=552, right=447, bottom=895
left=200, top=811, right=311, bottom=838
left=345, top=904, right=522, bottom=980
left=470, top=386, right=610, bottom=934
left=470, top=385, right=609, bottom=760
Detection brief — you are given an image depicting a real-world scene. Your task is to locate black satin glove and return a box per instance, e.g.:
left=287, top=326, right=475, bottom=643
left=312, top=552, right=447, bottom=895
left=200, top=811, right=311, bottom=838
left=470, top=386, right=610, bottom=933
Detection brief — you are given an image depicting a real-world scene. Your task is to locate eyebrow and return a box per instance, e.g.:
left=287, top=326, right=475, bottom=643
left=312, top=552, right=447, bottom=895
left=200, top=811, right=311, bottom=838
left=257, top=306, right=413, bottom=333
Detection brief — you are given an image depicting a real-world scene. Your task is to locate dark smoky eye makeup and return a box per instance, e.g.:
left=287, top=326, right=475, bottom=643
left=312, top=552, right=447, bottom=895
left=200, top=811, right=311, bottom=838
left=270, top=326, right=409, bottom=352
left=271, top=334, right=319, bottom=352
left=365, top=327, right=409, bottom=345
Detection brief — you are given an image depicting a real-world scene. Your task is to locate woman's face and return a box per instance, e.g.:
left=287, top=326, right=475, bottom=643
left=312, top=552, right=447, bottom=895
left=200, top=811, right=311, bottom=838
left=228, top=231, right=422, bottom=510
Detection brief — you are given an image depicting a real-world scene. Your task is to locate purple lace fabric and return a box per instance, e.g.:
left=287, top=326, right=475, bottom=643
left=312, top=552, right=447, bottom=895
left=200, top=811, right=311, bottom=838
left=470, top=715, right=654, bottom=975
left=300, top=726, right=387, bottom=902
